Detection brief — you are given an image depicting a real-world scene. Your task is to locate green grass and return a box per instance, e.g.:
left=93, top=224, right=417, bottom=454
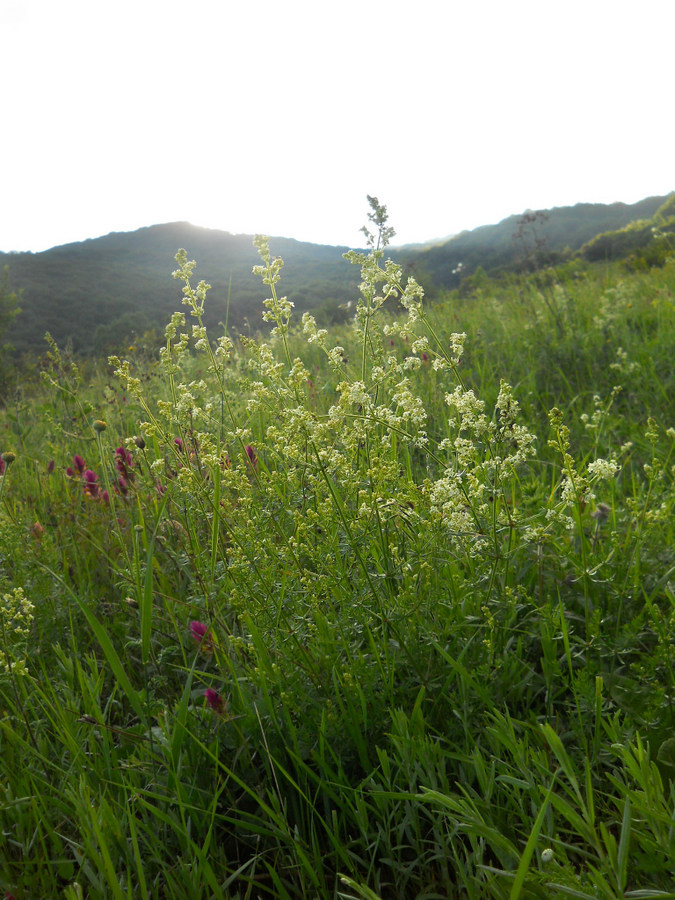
left=0, top=217, right=674, bottom=898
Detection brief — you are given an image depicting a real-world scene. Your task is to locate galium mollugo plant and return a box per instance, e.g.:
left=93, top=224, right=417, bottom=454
left=0, top=587, right=35, bottom=677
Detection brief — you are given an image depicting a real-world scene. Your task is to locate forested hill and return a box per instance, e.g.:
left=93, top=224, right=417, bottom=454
left=392, top=194, right=671, bottom=289
left=0, top=224, right=361, bottom=357
left=1, top=192, right=672, bottom=358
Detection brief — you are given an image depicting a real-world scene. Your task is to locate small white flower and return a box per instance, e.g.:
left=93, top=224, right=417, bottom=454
left=587, top=458, right=619, bottom=480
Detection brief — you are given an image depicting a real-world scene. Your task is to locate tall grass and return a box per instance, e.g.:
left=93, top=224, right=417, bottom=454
left=0, top=202, right=674, bottom=898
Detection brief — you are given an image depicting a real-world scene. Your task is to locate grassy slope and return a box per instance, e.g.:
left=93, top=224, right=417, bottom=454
left=0, top=242, right=674, bottom=899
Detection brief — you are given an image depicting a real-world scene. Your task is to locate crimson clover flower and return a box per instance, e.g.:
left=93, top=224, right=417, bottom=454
left=115, top=447, right=134, bottom=480
left=189, top=620, right=213, bottom=651
left=245, top=444, right=257, bottom=469
left=83, top=470, right=99, bottom=498
left=204, top=688, right=225, bottom=714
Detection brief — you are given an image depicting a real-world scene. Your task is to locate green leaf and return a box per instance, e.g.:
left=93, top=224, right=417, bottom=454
left=656, top=738, right=675, bottom=769
left=509, top=774, right=557, bottom=900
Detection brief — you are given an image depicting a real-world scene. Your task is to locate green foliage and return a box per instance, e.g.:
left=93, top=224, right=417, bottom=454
left=0, top=266, right=22, bottom=393
left=0, top=204, right=674, bottom=898
left=580, top=192, right=675, bottom=268
left=395, top=194, right=670, bottom=290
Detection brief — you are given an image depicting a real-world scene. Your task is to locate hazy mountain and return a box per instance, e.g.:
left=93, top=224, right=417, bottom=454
left=2, top=193, right=672, bottom=358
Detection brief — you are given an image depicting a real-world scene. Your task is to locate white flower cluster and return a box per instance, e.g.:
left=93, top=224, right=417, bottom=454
left=609, top=346, right=640, bottom=376
left=429, top=381, right=537, bottom=556
left=587, top=458, right=619, bottom=480
left=301, top=312, right=328, bottom=346
left=0, top=587, right=34, bottom=676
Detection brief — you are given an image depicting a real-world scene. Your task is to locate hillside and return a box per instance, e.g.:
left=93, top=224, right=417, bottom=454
left=0, top=224, right=361, bottom=356
left=394, top=193, right=672, bottom=289
left=0, top=225, right=674, bottom=897
left=1, top=192, right=672, bottom=357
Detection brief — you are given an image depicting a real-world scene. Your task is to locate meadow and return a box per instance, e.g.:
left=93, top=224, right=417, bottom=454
left=0, top=205, right=674, bottom=899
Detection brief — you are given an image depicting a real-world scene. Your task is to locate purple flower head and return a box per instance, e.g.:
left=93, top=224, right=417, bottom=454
left=73, top=455, right=86, bottom=474
left=0, top=458, right=4, bottom=476
left=47, top=459, right=55, bottom=474
left=204, top=688, right=225, bottom=715
left=83, top=470, right=99, bottom=498
left=190, top=620, right=208, bottom=640
left=189, top=620, right=213, bottom=651
left=115, top=447, right=134, bottom=481
left=116, top=477, right=129, bottom=496
left=174, top=437, right=184, bottom=452
left=245, top=444, right=257, bottom=469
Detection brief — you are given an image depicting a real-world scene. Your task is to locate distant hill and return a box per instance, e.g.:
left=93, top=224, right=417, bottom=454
left=0, top=224, right=362, bottom=356
left=2, top=193, right=672, bottom=358
left=393, top=194, right=673, bottom=289
left=579, top=193, right=675, bottom=264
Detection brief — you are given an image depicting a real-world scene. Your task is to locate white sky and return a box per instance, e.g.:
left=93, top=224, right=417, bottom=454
left=1, top=0, right=673, bottom=252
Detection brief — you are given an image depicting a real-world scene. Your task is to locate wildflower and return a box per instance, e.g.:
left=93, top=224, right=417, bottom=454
left=134, top=436, right=146, bottom=449
left=47, top=459, right=55, bottom=474
left=31, top=521, right=45, bottom=541
left=587, top=458, right=619, bottom=480
left=73, top=454, right=86, bottom=474
left=83, top=470, right=99, bottom=498
left=245, top=444, right=258, bottom=469
left=1, top=451, right=16, bottom=465
left=204, top=688, right=226, bottom=714
left=190, top=620, right=207, bottom=640
left=174, top=437, right=184, bottom=452
left=0, top=459, right=4, bottom=476
left=115, top=447, right=134, bottom=481
left=0, top=587, right=34, bottom=675
left=93, top=419, right=107, bottom=433
left=190, top=620, right=213, bottom=651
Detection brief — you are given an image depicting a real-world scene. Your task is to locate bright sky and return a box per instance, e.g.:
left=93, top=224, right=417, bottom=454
left=2, top=0, right=673, bottom=253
